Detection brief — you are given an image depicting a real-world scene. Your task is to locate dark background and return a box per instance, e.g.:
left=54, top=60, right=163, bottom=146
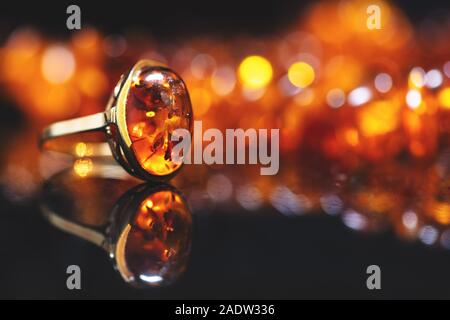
left=0, top=0, right=449, bottom=38
left=1, top=0, right=450, bottom=300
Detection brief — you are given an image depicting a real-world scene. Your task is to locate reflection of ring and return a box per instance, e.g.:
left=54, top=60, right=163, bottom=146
left=39, top=60, right=193, bottom=181
left=40, top=167, right=192, bottom=288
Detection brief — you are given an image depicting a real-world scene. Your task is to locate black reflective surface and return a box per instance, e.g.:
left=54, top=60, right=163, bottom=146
left=40, top=170, right=192, bottom=288
left=0, top=160, right=449, bottom=299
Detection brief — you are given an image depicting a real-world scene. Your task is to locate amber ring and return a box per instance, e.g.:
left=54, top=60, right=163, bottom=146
left=39, top=60, right=193, bottom=181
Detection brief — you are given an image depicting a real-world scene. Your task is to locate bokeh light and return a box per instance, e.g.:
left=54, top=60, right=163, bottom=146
left=406, top=89, right=422, bottom=110
left=374, top=73, right=393, bottom=93
left=41, top=45, right=76, bottom=84
left=348, top=86, right=372, bottom=106
left=409, top=67, right=426, bottom=88
left=238, top=55, right=273, bottom=89
left=287, top=61, right=315, bottom=88
left=211, top=66, right=236, bottom=96
left=326, top=88, right=345, bottom=108
left=438, top=88, right=450, bottom=109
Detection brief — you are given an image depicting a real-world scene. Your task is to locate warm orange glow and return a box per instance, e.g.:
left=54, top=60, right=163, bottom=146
left=409, top=140, right=426, bottom=157
left=344, top=128, right=360, bottom=147
left=190, top=87, right=212, bottom=117
left=359, top=101, right=399, bottom=137
left=403, top=112, right=422, bottom=134
left=77, top=67, right=108, bottom=97
left=438, top=88, right=450, bottom=109
left=32, top=85, right=81, bottom=118
left=433, top=203, right=450, bottom=225
left=73, top=158, right=93, bottom=177
left=324, top=56, right=362, bottom=90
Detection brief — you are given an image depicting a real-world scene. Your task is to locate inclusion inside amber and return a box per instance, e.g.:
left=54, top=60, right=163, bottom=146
left=125, top=66, right=192, bottom=176
left=120, top=190, right=191, bottom=286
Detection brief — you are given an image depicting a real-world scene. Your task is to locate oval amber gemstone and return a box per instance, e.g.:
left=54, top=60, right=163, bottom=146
left=123, top=190, right=192, bottom=286
left=125, top=66, right=192, bottom=176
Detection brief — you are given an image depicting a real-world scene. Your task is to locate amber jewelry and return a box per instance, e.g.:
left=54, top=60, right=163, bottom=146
left=39, top=60, right=193, bottom=181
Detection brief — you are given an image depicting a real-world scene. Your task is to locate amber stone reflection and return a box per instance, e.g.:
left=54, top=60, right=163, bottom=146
left=126, top=66, right=192, bottom=176
left=122, top=190, right=191, bottom=286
